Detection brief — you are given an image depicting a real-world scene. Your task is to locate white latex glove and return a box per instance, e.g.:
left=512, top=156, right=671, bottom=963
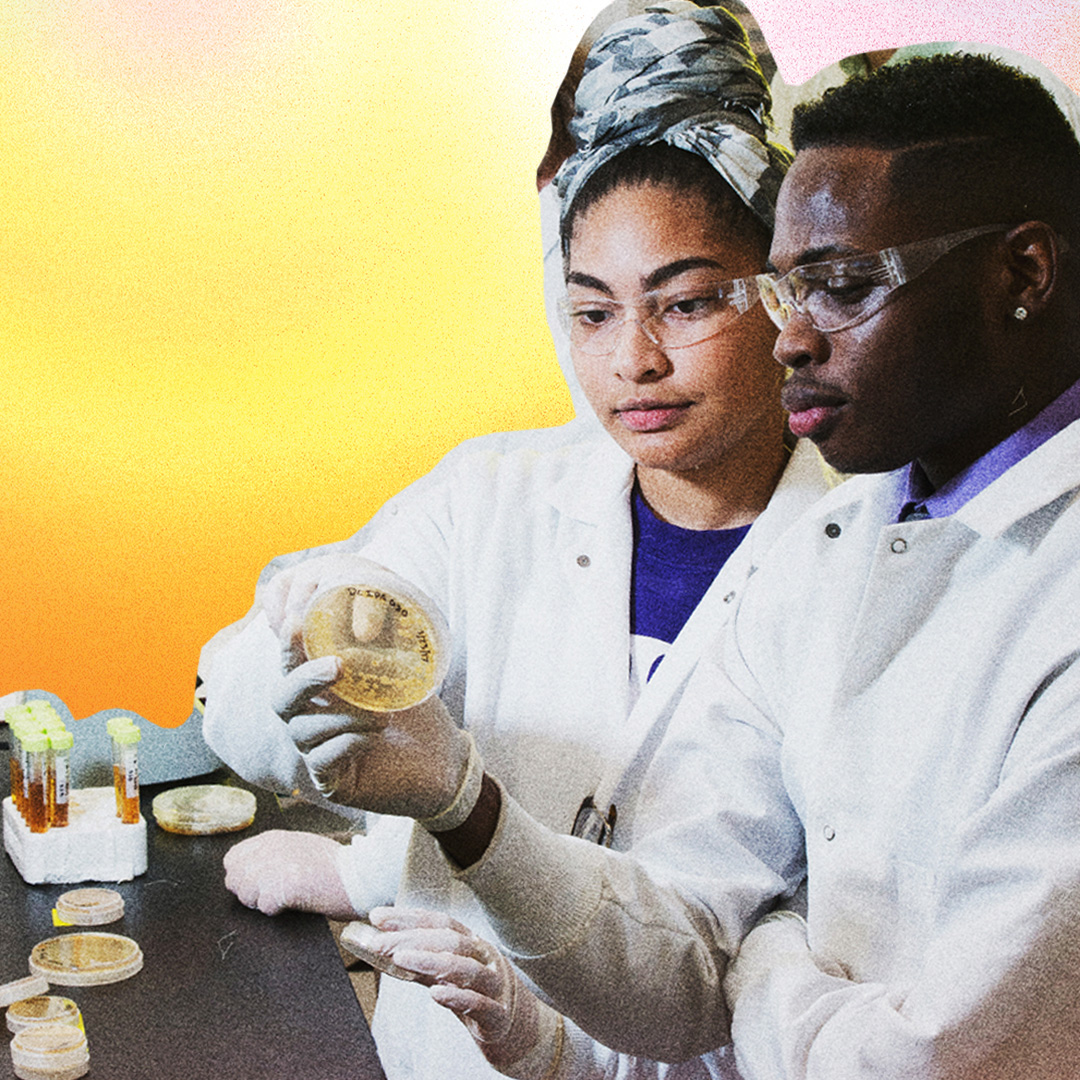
left=262, top=552, right=392, bottom=671
left=360, top=907, right=561, bottom=1076
left=223, top=830, right=358, bottom=920
left=276, top=658, right=475, bottom=821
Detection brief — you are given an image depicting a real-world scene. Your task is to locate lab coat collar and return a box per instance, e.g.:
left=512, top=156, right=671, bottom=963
left=545, top=435, right=636, bottom=526
left=801, top=415, right=1080, bottom=544
left=956, top=415, right=1080, bottom=540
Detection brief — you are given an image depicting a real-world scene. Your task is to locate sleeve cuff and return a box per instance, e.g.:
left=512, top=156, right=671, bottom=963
left=455, top=782, right=607, bottom=958
left=334, top=814, right=415, bottom=917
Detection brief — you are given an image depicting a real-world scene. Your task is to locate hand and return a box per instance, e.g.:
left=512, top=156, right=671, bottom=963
left=363, top=907, right=548, bottom=1073
left=277, top=660, right=472, bottom=819
left=224, top=830, right=357, bottom=920
left=262, top=553, right=394, bottom=672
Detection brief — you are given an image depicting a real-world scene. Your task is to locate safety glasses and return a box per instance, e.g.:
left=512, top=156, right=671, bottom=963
left=558, top=274, right=761, bottom=355
left=757, top=225, right=1012, bottom=332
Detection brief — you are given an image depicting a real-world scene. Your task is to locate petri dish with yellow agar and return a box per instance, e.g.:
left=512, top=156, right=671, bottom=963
left=29, top=933, right=143, bottom=987
left=302, top=574, right=449, bottom=713
left=6, top=997, right=82, bottom=1035
left=151, top=784, right=257, bottom=835
left=10, top=1022, right=88, bottom=1080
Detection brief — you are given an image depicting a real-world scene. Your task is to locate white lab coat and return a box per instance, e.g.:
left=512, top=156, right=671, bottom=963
left=325, top=432, right=832, bottom=1080
left=462, top=414, right=1080, bottom=1078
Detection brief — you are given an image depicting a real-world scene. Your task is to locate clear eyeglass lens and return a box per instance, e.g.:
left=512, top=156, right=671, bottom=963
left=761, top=225, right=1012, bottom=332
left=563, top=280, right=754, bottom=355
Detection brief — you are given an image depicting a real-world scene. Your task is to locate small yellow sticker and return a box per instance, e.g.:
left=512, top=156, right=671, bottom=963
left=52, top=910, right=73, bottom=927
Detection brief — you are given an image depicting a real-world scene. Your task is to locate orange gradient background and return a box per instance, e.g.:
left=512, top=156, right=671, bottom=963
left=3, top=1, right=1078, bottom=726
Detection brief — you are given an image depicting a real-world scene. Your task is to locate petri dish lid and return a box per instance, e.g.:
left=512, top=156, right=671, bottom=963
left=6, top=997, right=81, bottom=1035
left=10, top=1023, right=88, bottom=1079
left=55, top=888, right=124, bottom=926
left=339, top=920, right=420, bottom=983
left=151, top=784, right=257, bottom=835
left=29, top=933, right=143, bottom=987
left=0, top=975, right=50, bottom=1008
left=302, top=572, right=450, bottom=713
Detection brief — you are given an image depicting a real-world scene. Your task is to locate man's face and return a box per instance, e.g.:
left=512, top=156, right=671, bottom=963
left=770, top=146, right=1007, bottom=480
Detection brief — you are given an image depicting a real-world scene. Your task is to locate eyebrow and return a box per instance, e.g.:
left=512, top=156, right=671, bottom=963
left=566, top=258, right=731, bottom=295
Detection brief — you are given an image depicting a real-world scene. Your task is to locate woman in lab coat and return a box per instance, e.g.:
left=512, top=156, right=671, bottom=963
left=204, top=5, right=830, bottom=1078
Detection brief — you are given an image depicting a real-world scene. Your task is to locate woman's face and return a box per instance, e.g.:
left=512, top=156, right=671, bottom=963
left=566, top=182, right=782, bottom=477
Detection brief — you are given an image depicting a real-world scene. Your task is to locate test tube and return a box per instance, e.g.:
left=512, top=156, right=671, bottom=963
left=40, top=719, right=65, bottom=824
left=106, top=718, right=126, bottom=816
left=114, top=723, right=141, bottom=824
left=21, top=732, right=50, bottom=834
left=48, top=731, right=73, bottom=828
left=8, top=720, right=27, bottom=818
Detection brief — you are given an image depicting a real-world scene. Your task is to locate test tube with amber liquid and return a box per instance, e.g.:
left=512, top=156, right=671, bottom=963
left=49, top=730, right=73, bottom=828
left=8, top=721, right=25, bottom=817
left=21, top=732, right=50, bottom=833
left=114, top=723, right=141, bottom=824
left=106, top=717, right=125, bottom=816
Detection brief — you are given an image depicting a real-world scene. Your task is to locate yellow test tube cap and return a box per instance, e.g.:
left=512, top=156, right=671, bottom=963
left=113, top=725, right=141, bottom=746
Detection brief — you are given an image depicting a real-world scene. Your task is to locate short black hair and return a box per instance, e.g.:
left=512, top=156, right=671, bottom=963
left=561, top=142, right=770, bottom=260
left=791, top=53, right=1080, bottom=237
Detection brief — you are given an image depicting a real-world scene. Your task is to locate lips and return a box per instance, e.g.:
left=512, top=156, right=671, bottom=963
left=614, top=399, right=692, bottom=433
left=781, top=381, right=848, bottom=441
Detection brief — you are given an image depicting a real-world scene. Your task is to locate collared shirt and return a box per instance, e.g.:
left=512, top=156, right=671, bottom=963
left=898, top=376, right=1080, bottom=521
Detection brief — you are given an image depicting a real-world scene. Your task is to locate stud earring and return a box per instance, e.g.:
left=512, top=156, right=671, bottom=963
left=1014, top=306, right=1029, bottom=321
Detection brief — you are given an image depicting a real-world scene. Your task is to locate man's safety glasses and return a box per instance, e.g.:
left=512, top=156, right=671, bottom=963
left=559, top=275, right=761, bottom=355
left=757, top=225, right=1012, bottom=333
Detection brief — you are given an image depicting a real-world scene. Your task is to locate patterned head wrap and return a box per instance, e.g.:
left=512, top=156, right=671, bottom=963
left=555, top=3, right=791, bottom=237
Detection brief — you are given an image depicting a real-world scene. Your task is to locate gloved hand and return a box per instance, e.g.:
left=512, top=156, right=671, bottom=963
left=224, top=830, right=358, bottom=920
left=262, top=552, right=394, bottom=672
left=360, top=907, right=562, bottom=1076
left=276, top=657, right=476, bottom=821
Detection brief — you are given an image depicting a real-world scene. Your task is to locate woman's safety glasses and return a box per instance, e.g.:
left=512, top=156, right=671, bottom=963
left=559, top=274, right=761, bottom=355
left=757, top=225, right=1011, bottom=333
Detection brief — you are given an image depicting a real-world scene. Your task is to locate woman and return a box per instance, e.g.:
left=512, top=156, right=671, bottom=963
left=205, top=6, right=828, bottom=1078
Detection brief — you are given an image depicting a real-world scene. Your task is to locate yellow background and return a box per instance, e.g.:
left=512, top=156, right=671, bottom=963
left=2, top=1, right=1077, bottom=725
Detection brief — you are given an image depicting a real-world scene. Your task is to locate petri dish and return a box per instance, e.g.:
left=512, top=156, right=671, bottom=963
left=302, top=579, right=449, bottom=712
left=339, top=920, right=420, bottom=983
left=30, top=933, right=143, bottom=987
left=6, top=997, right=82, bottom=1035
left=151, top=784, right=257, bottom=835
left=0, top=976, right=49, bottom=1009
left=55, top=888, right=124, bottom=926
left=10, top=1022, right=88, bottom=1080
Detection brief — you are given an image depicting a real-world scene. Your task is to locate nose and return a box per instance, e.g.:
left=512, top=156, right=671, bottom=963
left=772, top=311, right=831, bottom=371
left=612, top=318, right=671, bottom=382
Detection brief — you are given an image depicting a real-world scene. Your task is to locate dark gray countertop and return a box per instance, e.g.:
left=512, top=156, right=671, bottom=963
left=1, top=768, right=386, bottom=1079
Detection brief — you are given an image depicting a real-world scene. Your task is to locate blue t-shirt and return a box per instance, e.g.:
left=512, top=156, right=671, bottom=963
left=630, top=484, right=750, bottom=688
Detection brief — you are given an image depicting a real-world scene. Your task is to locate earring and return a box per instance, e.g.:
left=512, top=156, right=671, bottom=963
left=1014, top=306, right=1029, bottom=321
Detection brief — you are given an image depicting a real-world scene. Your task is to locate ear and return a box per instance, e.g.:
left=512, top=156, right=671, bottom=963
left=1001, top=221, right=1063, bottom=318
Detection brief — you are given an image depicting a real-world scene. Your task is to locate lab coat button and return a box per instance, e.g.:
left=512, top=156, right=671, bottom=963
left=723, top=591, right=736, bottom=604
left=891, top=538, right=908, bottom=554
left=823, top=825, right=836, bottom=841
left=825, top=523, right=841, bottom=539
left=576, top=554, right=591, bottom=568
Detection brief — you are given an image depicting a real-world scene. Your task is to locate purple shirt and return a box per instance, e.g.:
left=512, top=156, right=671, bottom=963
left=898, top=378, right=1080, bottom=521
